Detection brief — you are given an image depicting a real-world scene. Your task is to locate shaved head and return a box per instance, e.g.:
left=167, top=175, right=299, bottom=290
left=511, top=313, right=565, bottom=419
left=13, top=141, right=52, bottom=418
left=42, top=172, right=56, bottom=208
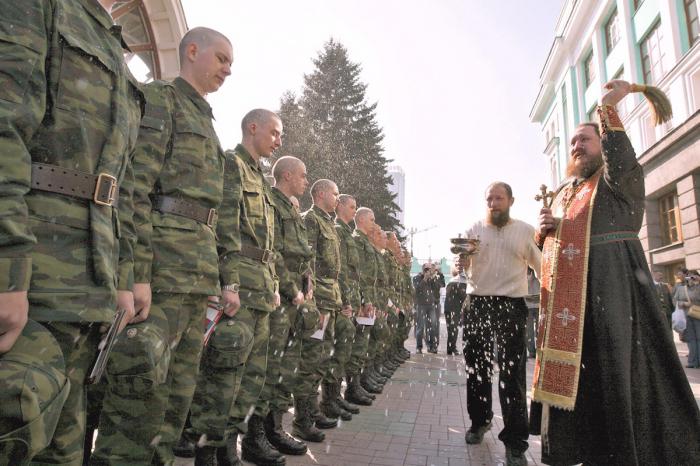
left=241, top=109, right=281, bottom=134
left=310, top=179, right=336, bottom=199
left=355, top=207, right=375, bottom=229
left=338, top=194, right=355, bottom=206
left=178, top=27, right=232, bottom=63
left=272, top=156, right=304, bottom=182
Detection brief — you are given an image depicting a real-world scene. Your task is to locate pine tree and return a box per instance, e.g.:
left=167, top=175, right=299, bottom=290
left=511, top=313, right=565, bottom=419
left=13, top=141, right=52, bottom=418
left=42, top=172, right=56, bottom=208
left=277, top=39, right=401, bottom=232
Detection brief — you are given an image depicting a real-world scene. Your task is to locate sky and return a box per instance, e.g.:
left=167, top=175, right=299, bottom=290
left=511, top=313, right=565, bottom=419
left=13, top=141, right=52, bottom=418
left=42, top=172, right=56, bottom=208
left=180, top=0, right=565, bottom=262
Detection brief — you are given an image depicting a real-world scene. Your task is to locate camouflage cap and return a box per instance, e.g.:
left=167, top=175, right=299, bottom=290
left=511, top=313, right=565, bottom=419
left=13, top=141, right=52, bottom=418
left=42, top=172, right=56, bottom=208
left=0, top=320, right=69, bottom=464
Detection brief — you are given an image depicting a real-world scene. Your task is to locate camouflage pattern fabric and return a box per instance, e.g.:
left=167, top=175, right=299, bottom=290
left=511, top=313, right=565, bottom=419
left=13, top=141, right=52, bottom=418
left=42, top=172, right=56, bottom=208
left=253, top=307, right=290, bottom=417
left=367, top=247, right=390, bottom=365
left=324, top=312, right=356, bottom=384
left=93, top=74, right=225, bottom=464
left=89, top=304, right=171, bottom=464
left=349, top=229, right=379, bottom=374
left=0, top=2, right=142, bottom=464
left=263, top=187, right=318, bottom=412
left=0, top=321, right=69, bottom=465
left=188, top=315, right=253, bottom=447
left=225, top=308, right=271, bottom=434
left=346, top=323, right=371, bottom=377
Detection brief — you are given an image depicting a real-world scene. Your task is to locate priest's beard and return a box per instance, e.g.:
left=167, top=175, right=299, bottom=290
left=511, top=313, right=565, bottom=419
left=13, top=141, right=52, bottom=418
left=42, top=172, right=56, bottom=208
left=566, top=152, right=603, bottom=179
left=487, top=208, right=510, bottom=228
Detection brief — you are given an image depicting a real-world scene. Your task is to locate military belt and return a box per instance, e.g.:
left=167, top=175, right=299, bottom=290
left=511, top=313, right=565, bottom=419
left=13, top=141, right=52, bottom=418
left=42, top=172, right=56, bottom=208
left=240, top=243, right=274, bottom=264
left=31, top=162, right=119, bottom=207
left=153, top=195, right=218, bottom=227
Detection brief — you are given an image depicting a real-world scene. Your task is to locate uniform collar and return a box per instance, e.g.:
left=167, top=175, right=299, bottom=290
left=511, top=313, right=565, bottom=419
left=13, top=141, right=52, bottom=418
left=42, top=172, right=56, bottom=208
left=312, top=204, right=333, bottom=221
left=335, top=218, right=352, bottom=232
left=174, top=77, right=214, bottom=119
left=234, top=144, right=262, bottom=172
left=81, top=1, right=128, bottom=47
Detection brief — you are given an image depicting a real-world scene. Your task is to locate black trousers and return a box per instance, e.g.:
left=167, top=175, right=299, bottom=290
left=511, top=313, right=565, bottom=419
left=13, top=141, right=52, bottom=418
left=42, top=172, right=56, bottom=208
left=463, top=295, right=528, bottom=453
left=444, top=305, right=461, bottom=354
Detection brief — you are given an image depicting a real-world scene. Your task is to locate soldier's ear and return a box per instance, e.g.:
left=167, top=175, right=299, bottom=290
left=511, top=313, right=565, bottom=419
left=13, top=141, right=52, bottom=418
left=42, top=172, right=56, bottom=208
left=185, top=42, right=199, bottom=62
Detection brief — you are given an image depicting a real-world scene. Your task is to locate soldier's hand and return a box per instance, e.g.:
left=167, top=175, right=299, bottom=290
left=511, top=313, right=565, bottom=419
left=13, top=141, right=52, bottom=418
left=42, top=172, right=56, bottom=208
left=601, top=79, right=632, bottom=107
left=0, top=291, right=29, bottom=354
left=538, top=208, right=558, bottom=236
left=456, top=255, right=469, bottom=270
left=292, top=291, right=305, bottom=306
left=116, top=290, right=136, bottom=334
left=130, top=282, right=152, bottom=324
left=273, top=292, right=281, bottom=308
left=341, top=305, right=353, bottom=318
left=305, top=289, right=314, bottom=301
left=221, top=290, right=240, bottom=317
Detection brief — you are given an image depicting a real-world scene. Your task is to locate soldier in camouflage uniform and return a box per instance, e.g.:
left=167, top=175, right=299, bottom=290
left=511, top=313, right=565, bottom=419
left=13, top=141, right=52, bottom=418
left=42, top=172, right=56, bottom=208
left=292, top=179, right=343, bottom=441
left=367, top=228, right=395, bottom=382
left=351, top=210, right=384, bottom=396
left=256, top=156, right=316, bottom=456
left=0, top=1, right=143, bottom=464
left=383, top=232, right=409, bottom=368
left=190, top=109, right=282, bottom=466
left=88, top=28, right=234, bottom=466
left=323, top=194, right=361, bottom=419
left=395, top=247, right=414, bottom=360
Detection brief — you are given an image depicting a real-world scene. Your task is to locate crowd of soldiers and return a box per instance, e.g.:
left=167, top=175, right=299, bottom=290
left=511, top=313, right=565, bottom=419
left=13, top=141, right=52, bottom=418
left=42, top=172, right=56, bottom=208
left=0, top=5, right=416, bottom=466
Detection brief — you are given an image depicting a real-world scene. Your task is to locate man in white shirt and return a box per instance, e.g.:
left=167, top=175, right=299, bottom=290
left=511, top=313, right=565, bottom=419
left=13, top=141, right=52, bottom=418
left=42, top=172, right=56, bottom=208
left=458, top=182, right=541, bottom=466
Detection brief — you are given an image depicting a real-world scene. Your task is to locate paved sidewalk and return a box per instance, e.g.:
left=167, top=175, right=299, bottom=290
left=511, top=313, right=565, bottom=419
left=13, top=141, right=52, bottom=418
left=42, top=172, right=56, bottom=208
left=176, top=319, right=699, bottom=466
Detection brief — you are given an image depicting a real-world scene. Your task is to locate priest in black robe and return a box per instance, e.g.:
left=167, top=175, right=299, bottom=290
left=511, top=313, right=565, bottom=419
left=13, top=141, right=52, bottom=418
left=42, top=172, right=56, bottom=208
left=530, top=79, right=700, bottom=465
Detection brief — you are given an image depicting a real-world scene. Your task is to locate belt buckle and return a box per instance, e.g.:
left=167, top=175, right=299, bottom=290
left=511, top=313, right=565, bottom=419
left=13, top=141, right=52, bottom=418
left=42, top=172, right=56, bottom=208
left=261, top=249, right=274, bottom=264
left=207, top=208, right=218, bottom=228
left=94, top=173, right=117, bottom=207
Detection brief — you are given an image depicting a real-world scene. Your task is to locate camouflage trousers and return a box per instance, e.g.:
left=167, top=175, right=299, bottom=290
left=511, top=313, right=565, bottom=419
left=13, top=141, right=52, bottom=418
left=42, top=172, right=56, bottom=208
left=345, top=321, right=371, bottom=377
left=266, top=301, right=319, bottom=413
left=226, top=308, right=270, bottom=434
left=87, top=304, right=171, bottom=465
left=30, top=322, right=102, bottom=466
left=254, top=306, right=290, bottom=417
left=385, top=311, right=400, bottom=359
left=187, top=311, right=254, bottom=447
left=293, top=309, right=335, bottom=398
left=367, top=313, right=390, bottom=366
left=0, top=320, right=69, bottom=466
left=323, top=312, right=355, bottom=384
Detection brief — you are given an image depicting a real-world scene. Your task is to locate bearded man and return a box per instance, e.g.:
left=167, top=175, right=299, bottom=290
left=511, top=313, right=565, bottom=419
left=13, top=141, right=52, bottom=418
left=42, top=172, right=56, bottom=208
left=530, top=80, right=700, bottom=465
left=458, top=182, right=541, bottom=466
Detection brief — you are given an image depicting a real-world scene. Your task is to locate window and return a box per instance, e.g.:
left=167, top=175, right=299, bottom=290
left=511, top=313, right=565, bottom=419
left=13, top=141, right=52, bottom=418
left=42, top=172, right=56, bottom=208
left=613, top=67, right=627, bottom=118
left=640, top=21, right=666, bottom=85
left=584, top=51, right=596, bottom=88
left=634, top=0, right=646, bottom=11
left=686, top=0, right=700, bottom=47
left=659, top=193, right=682, bottom=245
left=587, top=106, right=597, bottom=123
left=605, top=9, right=621, bottom=53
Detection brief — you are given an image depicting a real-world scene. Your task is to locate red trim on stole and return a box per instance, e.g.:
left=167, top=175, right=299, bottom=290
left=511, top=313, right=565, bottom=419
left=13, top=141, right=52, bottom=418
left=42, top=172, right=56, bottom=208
left=532, top=170, right=602, bottom=410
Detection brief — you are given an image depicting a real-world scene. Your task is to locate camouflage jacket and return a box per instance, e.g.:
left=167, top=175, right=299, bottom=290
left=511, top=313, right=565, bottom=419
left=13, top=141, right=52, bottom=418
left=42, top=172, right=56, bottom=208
left=335, top=219, right=361, bottom=309
left=374, top=247, right=388, bottom=311
left=0, top=0, right=142, bottom=322
left=218, top=145, right=277, bottom=312
left=303, top=205, right=341, bottom=311
left=269, top=187, right=312, bottom=302
left=131, top=77, right=224, bottom=296
left=383, top=250, right=400, bottom=309
left=400, top=262, right=414, bottom=309
left=353, top=230, right=377, bottom=307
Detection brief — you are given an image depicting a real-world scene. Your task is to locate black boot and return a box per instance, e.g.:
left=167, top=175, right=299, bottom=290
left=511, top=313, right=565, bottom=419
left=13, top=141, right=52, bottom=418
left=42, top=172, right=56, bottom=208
left=309, top=394, right=339, bottom=429
left=216, top=433, right=242, bottom=466
left=241, top=415, right=285, bottom=466
left=194, top=445, right=218, bottom=466
left=292, top=397, right=325, bottom=442
left=361, top=371, right=383, bottom=394
left=320, top=382, right=351, bottom=421
left=375, top=362, right=393, bottom=378
left=355, top=374, right=376, bottom=400
left=344, top=375, right=372, bottom=406
left=265, top=410, right=307, bottom=455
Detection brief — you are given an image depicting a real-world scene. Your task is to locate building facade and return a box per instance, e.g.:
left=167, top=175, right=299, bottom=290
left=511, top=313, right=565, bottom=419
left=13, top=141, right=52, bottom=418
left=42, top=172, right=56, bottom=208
left=388, top=164, right=406, bottom=230
left=531, top=0, right=700, bottom=278
left=114, top=0, right=188, bottom=81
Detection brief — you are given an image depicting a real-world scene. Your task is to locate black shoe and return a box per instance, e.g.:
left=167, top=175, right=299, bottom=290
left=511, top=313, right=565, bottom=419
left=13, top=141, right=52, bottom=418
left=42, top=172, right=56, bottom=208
left=427, top=348, right=438, bottom=354
left=416, top=347, right=423, bottom=354
left=241, top=415, right=285, bottom=466
left=309, top=395, right=339, bottom=429
left=194, top=445, right=218, bottom=466
left=264, top=410, right=307, bottom=456
left=320, top=382, right=351, bottom=420
left=336, top=395, right=360, bottom=414
left=465, top=421, right=492, bottom=445
left=505, top=446, right=527, bottom=466
left=360, top=374, right=383, bottom=394
left=216, top=434, right=242, bottom=466
left=292, top=397, right=325, bottom=443
left=173, top=433, right=195, bottom=458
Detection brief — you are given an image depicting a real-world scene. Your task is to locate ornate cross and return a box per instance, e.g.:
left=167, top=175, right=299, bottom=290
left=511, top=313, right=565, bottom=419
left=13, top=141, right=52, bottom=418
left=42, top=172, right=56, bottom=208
left=535, top=184, right=555, bottom=208
left=556, top=308, right=577, bottom=327
left=561, top=243, right=581, bottom=262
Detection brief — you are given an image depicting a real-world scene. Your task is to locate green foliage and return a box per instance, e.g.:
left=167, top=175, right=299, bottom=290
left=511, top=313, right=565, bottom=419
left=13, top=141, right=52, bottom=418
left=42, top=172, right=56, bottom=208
left=277, top=39, right=402, bottom=232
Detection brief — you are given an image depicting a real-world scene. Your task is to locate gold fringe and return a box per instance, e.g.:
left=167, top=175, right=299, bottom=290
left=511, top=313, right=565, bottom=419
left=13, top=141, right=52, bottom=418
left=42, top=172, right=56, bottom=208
left=630, top=83, right=673, bottom=125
